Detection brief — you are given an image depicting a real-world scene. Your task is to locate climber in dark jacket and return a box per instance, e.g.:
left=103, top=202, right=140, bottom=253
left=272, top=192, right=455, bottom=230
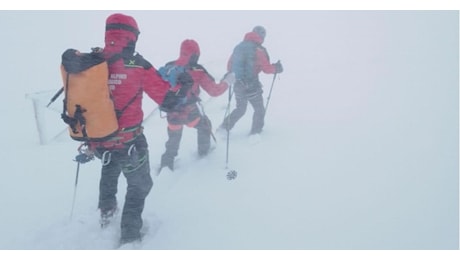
left=220, top=26, right=283, bottom=135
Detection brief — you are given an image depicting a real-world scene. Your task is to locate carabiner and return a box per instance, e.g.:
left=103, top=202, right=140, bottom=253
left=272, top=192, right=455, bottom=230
left=101, top=151, right=112, bottom=166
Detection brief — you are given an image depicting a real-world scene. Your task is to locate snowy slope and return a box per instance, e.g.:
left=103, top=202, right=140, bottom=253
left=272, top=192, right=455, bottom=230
left=0, top=11, right=458, bottom=252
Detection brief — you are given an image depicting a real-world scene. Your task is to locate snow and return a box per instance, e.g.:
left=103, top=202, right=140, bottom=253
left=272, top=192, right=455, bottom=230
left=0, top=9, right=459, bottom=257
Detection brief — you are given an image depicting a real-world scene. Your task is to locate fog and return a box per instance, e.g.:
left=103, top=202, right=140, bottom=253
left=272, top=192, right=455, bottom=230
left=0, top=10, right=458, bottom=252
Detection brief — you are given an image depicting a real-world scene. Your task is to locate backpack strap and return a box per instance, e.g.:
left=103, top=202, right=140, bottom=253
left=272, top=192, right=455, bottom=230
left=115, top=87, right=142, bottom=119
left=105, top=52, right=143, bottom=119
left=106, top=53, right=123, bottom=65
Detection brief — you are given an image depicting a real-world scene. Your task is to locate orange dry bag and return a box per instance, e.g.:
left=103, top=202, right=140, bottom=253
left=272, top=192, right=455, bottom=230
left=60, top=49, right=119, bottom=142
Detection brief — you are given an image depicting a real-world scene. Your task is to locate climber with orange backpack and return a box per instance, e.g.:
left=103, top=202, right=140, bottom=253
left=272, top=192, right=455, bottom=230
left=59, top=13, right=171, bottom=247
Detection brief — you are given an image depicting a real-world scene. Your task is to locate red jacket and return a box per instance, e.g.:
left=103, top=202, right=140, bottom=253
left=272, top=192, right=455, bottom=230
left=90, top=13, right=171, bottom=149
left=175, top=39, right=228, bottom=99
left=106, top=53, right=170, bottom=129
left=167, top=40, right=229, bottom=129
left=187, top=65, right=228, bottom=98
left=227, top=31, right=277, bottom=75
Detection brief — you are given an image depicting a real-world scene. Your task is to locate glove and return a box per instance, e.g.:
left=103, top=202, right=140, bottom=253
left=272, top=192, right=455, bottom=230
left=91, top=47, right=103, bottom=53
left=74, top=146, right=95, bottom=164
left=222, top=72, right=236, bottom=86
left=274, top=60, right=283, bottom=73
left=75, top=152, right=94, bottom=164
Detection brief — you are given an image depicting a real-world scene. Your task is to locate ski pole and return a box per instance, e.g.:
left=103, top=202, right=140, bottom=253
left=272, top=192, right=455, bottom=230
left=225, top=123, right=230, bottom=169
left=217, top=83, right=238, bottom=180
left=69, top=143, right=95, bottom=220
left=222, top=85, right=234, bottom=125
left=224, top=83, right=238, bottom=180
left=224, top=84, right=234, bottom=169
left=47, top=87, right=64, bottom=108
left=264, top=73, right=278, bottom=114
left=69, top=161, right=80, bottom=220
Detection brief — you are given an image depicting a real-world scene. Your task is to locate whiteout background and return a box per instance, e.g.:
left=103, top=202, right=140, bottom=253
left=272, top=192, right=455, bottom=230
left=0, top=8, right=458, bottom=257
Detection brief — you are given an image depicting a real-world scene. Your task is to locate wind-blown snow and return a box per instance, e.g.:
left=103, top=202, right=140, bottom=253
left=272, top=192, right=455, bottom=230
left=0, top=11, right=458, bottom=252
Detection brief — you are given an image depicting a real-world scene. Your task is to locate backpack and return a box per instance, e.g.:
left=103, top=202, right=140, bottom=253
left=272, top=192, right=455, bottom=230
left=230, top=41, right=258, bottom=83
left=60, top=48, right=119, bottom=142
left=158, top=62, right=194, bottom=112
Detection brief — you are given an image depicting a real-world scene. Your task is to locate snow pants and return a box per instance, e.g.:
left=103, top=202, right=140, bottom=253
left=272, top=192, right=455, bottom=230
left=162, top=113, right=212, bottom=169
left=96, top=133, right=153, bottom=241
left=222, top=80, right=265, bottom=135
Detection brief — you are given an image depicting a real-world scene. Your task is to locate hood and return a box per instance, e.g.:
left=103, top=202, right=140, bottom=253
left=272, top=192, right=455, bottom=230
left=103, top=13, right=140, bottom=57
left=176, top=39, right=200, bottom=66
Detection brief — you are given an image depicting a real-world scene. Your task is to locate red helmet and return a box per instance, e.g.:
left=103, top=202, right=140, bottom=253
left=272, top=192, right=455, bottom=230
left=177, top=39, right=200, bottom=66
left=104, top=13, right=140, bottom=56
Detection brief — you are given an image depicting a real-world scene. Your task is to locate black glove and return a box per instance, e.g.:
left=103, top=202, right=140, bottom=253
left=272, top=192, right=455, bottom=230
left=91, top=47, right=103, bottom=53
left=274, top=60, right=283, bottom=73
left=75, top=150, right=94, bottom=164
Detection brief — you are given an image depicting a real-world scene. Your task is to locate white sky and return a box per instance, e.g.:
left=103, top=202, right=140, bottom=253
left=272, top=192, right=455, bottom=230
left=0, top=4, right=459, bottom=260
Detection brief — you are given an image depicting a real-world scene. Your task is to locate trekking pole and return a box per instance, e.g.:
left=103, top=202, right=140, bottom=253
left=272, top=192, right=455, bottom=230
left=224, top=83, right=238, bottom=180
left=264, top=73, right=278, bottom=114
left=69, top=161, right=80, bottom=220
left=69, top=144, right=94, bottom=220
left=46, top=87, right=64, bottom=107
left=224, top=84, right=234, bottom=169
left=218, top=83, right=238, bottom=180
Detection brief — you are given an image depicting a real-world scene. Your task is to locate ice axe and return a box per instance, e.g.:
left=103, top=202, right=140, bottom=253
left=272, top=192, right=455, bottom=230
left=47, top=87, right=64, bottom=108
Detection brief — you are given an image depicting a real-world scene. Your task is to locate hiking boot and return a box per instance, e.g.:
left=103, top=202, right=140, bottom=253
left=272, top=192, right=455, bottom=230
left=198, top=149, right=209, bottom=157
left=160, top=153, right=174, bottom=171
left=100, top=207, right=118, bottom=228
left=119, top=236, right=142, bottom=249
left=120, top=236, right=141, bottom=245
left=249, top=128, right=263, bottom=135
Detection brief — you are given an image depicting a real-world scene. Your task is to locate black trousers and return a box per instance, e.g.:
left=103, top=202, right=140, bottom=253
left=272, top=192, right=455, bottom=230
left=97, top=133, right=153, bottom=241
left=223, top=81, right=266, bottom=134
left=163, top=115, right=212, bottom=160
